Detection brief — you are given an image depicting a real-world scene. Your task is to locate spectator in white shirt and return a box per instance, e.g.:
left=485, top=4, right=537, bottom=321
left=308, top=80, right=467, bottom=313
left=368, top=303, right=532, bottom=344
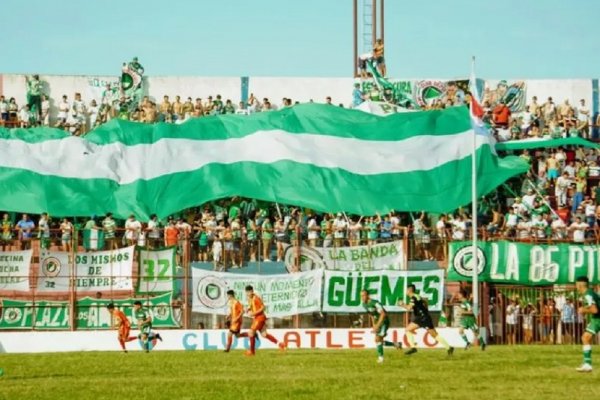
left=146, top=214, right=161, bottom=249
left=56, top=95, right=70, bottom=127
left=125, top=214, right=142, bottom=246
left=522, top=189, right=536, bottom=210
left=18, top=105, right=32, bottom=127
left=451, top=215, right=466, bottom=240
left=569, top=216, right=588, bottom=243
left=506, top=299, right=520, bottom=345
left=516, top=215, right=531, bottom=241
left=551, top=216, right=567, bottom=240
left=41, top=94, right=50, bottom=126
left=555, top=172, right=571, bottom=208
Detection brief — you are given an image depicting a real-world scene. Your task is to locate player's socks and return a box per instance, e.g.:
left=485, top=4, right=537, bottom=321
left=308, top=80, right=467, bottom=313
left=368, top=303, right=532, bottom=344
left=249, top=336, right=256, bottom=353
left=461, top=334, right=469, bottom=345
left=118, top=339, right=126, bottom=350
left=238, top=332, right=249, bottom=338
left=265, top=334, right=278, bottom=344
left=436, top=335, right=450, bottom=350
left=226, top=336, right=233, bottom=351
left=406, top=331, right=416, bottom=348
left=583, top=344, right=592, bottom=365
left=127, top=336, right=137, bottom=342
left=376, top=343, right=384, bottom=357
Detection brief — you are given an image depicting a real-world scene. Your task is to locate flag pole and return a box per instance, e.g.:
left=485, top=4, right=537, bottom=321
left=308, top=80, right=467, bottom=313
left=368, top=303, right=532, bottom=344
left=471, top=56, right=480, bottom=319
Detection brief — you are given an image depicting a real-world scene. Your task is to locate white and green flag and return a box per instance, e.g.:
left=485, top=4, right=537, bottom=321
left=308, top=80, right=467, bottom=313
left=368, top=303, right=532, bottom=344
left=82, top=229, right=105, bottom=250
left=0, top=105, right=528, bottom=219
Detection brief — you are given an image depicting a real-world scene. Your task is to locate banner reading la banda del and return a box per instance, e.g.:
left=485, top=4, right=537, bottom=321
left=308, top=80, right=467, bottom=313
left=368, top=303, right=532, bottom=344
left=322, top=269, right=445, bottom=313
left=448, top=241, right=600, bottom=285
left=37, top=247, right=134, bottom=292
left=192, top=268, right=322, bottom=317
left=0, top=250, right=32, bottom=292
left=283, top=240, right=404, bottom=272
left=0, top=293, right=179, bottom=330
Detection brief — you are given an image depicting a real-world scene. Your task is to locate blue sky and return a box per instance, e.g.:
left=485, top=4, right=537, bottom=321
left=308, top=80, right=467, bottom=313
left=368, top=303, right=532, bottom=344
left=0, top=0, right=598, bottom=78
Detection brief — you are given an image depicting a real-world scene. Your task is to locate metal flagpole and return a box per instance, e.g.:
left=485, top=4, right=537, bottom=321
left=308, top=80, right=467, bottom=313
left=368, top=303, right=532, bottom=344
left=471, top=56, right=480, bottom=319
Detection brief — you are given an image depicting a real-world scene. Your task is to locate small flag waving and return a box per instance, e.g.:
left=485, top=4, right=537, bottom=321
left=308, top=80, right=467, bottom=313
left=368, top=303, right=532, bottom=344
left=83, top=229, right=105, bottom=250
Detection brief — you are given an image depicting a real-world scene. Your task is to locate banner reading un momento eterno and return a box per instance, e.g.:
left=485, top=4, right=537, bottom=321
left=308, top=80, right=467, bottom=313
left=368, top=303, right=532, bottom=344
left=192, top=268, right=322, bottom=318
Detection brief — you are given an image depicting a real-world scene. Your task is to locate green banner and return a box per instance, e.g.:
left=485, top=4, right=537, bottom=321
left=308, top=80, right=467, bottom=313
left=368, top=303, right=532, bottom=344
left=0, top=293, right=179, bottom=330
left=137, top=247, right=177, bottom=294
left=322, top=269, right=445, bottom=312
left=448, top=241, right=600, bottom=285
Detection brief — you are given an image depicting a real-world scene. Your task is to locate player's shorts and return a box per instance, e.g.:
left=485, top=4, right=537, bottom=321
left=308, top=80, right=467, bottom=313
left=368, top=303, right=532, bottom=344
left=460, top=317, right=478, bottom=331
left=119, top=326, right=131, bottom=339
left=375, top=321, right=389, bottom=338
left=412, top=315, right=435, bottom=330
left=585, top=318, right=600, bottom=335
left=138, top=324, right=153, bottom=336
left=251, top=315, right=267, bottom=332
left=229, top=323, right=241, bottom=335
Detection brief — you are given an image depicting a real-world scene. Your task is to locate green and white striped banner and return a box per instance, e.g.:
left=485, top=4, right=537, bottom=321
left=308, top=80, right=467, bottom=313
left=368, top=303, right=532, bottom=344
left=0, top=105, right=528, bottom=219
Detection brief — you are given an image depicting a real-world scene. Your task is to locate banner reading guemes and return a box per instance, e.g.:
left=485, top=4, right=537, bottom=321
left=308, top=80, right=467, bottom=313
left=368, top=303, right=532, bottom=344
left=322, top=269, right=445, bottom=313
left=192, top=268, right=322, bottom=318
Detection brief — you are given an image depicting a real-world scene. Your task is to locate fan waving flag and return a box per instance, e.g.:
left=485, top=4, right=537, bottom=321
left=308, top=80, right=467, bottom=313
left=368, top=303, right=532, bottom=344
left=0, top=104, right=528, bottom=218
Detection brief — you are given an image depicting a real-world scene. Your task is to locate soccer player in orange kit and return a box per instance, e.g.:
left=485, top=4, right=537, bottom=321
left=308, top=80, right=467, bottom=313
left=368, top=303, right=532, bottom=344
left=107, top=303, right=137, bottom=352
left=244, top=285, right=286, bottom=356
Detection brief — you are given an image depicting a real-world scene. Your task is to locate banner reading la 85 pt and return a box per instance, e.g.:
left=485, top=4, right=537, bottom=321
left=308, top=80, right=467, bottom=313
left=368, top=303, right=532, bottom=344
left=448, top=241, right=600, bottom=285
left=322, top=269, right=444, bottom=313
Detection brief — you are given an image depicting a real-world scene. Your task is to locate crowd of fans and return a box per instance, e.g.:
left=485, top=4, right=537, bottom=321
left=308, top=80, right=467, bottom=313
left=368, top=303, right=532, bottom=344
left=0, top=87, right=344, bottom=135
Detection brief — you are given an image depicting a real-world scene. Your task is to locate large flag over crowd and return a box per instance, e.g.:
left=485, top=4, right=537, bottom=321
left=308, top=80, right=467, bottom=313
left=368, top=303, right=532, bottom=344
left=0, top=104, right=528, bottom=219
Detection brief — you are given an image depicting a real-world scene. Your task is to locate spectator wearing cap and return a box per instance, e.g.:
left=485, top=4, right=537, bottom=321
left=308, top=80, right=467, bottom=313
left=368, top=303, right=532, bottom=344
left=333, top=213, right=347, bottom=248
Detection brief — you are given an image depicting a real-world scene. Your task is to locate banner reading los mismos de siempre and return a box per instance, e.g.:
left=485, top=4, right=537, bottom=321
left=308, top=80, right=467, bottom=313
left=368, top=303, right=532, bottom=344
left=38, top=247, right=135, bottom=292
left=0, top=293, right=179, bottom=330
left=448, top=241, right=600, bottom=285
left=192, top=267, right=445, bottom=316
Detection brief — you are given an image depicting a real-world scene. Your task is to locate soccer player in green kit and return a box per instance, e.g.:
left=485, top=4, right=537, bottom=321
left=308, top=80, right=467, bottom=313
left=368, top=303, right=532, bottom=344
left=133, top=301, right=162, bottom=352
left=399, top=284, right=454, bottom=356
left=575, top=276, right=600, bottom=372
left=361, top=290, right=402, bottom=363
left=456, top=289, right=486, bottom=351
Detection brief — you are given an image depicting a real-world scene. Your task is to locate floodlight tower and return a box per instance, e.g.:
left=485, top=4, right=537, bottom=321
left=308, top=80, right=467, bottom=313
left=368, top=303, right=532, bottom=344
left=353, top=0, right=384, bottom=77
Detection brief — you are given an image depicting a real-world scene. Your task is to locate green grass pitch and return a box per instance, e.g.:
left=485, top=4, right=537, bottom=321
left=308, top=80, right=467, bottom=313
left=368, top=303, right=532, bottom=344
left=0, top=346, right=598, bottom=400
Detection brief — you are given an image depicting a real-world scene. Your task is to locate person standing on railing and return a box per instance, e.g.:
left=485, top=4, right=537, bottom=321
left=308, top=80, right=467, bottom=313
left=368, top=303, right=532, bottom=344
left=38, top=213, right=51, bottom=250
left=59, top=218, right=73, bottom=252
left=102, top=213, right=117, bottom=250
left=261, top=217, right=273, bottom=262
left=333, top=213, right=347, bottom=248
left=16, top=214, right=35, bottom=250
left=0, top=213, right=13, bottom=251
